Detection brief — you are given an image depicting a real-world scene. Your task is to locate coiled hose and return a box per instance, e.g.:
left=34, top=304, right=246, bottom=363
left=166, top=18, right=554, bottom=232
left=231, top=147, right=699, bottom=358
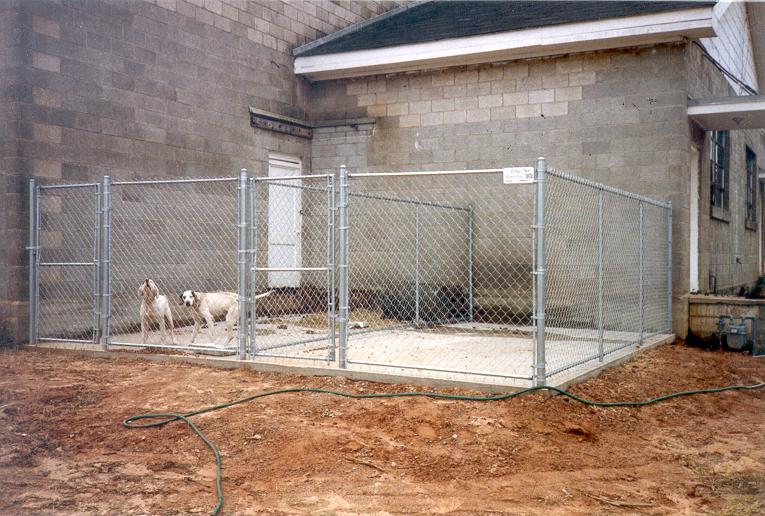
left=124, top=381, right=765, bottom=515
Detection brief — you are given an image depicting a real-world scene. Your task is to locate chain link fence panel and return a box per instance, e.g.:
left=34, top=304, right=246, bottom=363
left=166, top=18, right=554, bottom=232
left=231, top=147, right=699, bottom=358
left=345, top=172, right=536, bottom=382
left=545, top=168, right=671, bottom=380
left=109, top=178, right=240, bottom=351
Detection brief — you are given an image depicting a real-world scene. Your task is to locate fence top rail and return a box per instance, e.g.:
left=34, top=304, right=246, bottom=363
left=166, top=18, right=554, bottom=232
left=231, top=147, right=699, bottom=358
left=349, top=168, right=504, bottom=178
left=111, top=177, right=238, bottom=186
left=546, top=167, right=671, bottom=209
left=39, top=182, right=100, bottom=190
left=253, top=173, right=331, bottom=182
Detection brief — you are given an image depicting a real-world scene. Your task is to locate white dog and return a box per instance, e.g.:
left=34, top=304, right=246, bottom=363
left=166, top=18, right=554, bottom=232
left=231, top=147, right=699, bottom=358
left=180, top=289, right=272, bottom=347
left=138, top=279, right=174, bottom=344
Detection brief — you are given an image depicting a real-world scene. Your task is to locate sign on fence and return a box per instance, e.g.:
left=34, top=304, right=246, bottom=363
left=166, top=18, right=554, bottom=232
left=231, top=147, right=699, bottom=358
left=503, top=167, right=535, bottom=184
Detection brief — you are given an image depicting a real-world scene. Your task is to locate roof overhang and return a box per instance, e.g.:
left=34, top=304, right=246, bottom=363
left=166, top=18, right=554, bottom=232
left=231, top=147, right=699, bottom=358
left=688, top=96, right=765, bottom=130
left=294, top=6, right=715, bottom=81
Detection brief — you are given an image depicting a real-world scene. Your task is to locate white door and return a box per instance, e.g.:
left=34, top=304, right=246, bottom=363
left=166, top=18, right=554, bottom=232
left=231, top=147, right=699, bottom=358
left=690, top=145, right=700, bottom=292
left=267, top=157, right=302, bottom=288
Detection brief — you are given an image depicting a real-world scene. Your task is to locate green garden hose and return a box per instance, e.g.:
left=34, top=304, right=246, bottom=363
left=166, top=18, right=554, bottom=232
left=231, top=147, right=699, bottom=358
left=123, top=381, right=765, bottom=515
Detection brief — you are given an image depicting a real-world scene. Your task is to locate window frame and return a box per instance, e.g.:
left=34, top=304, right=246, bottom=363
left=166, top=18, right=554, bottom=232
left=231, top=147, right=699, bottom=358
left=710, top=130, right=730, bottom=213
left=746, top=146, right=757, bottom=229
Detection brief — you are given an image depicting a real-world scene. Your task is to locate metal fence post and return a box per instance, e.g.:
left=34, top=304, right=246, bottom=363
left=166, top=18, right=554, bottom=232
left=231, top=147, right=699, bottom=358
left=533, top=157, right=546, bottom=387
left=327, top=174, right=336, bottom=361
left=639, top=201, right=644, bottom=346
left=100, top=176, right=111, bottom=351
left=467, top=203, right=474, bottom=322
left=338, top=165, right=350, bottom=368
left=415, top=204, right=420, bottom=327
left=92, top=184, right=101, bottom=344
left=667, top=201, right=673, bottom=333
left=249, top=176, right=258, bottom=358
left=597, top=189, right=604, bottom=361
left=28, top=179, right=38, bottom=345
left=237, top=169, right=248, bottom=360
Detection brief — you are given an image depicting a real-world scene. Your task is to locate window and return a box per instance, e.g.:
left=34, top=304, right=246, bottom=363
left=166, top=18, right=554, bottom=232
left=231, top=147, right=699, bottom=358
left=746, top=146, right=757, bottom=227
left=710, top=130, right=729, bottom=211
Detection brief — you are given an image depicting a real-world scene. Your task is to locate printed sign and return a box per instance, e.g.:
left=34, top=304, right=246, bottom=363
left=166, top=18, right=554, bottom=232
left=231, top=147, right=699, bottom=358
left=503, top=167, right=535, bottom=184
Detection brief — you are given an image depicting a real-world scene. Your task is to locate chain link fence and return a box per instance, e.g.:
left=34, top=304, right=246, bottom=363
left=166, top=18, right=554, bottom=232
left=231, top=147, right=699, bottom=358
left=28, top=161, right=672, bottom=387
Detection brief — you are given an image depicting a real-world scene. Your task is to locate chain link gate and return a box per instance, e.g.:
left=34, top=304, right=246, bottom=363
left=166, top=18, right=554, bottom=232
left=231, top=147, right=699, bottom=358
left=249, top=173, right=336, bottom=362
left=29, top=181, right=101, bottom=345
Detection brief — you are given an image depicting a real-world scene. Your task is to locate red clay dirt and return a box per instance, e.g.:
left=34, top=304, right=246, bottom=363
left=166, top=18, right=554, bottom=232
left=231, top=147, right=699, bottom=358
left=1, top=343, right=764, bottom=515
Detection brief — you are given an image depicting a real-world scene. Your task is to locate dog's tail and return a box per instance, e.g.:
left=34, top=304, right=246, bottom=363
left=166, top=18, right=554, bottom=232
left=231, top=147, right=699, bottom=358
left=253, top=290, right=274, bottom=300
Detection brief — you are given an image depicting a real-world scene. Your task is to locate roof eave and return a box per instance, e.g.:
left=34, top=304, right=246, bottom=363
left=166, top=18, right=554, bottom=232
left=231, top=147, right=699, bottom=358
left=295, top=6, right=715, bottom=81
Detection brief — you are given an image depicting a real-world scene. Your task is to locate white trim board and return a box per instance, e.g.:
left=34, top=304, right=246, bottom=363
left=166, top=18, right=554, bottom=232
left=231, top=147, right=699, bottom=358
left=295, top=7, right=715, bottom=80
left=688, top=96, right=765, bottom=130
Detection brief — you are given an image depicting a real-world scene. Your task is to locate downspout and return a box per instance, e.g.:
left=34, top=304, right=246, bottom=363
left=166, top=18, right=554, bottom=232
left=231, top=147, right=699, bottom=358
left=760, top=171, right=765, bottom=275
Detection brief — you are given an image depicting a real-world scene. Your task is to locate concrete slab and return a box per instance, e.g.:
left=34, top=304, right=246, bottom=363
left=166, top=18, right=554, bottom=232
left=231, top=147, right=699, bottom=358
left=30, top=321, right=674, bottom=391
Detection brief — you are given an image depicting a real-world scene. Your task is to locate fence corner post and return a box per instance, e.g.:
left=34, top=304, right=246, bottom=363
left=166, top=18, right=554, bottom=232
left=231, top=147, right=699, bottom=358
left=338, top=164, right=349, bottom=368
left=467, top=203, right=474, bottom=323
left=28, top=178, right=38, bottom=345
left=533, top=157, right=547, bottom=387
left=638, top=200, right=644, bottom=347
left=667, top=200, right=673, bottom=334
left=100, top=175, right=111, bottom=351
left=237, top=168, right=248, bottom=361
left=597, top=189, right=604, bottom=362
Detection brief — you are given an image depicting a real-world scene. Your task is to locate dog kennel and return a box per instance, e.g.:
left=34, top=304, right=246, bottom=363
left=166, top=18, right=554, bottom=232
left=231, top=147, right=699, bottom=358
left=28, top=159, right=672, bottom=388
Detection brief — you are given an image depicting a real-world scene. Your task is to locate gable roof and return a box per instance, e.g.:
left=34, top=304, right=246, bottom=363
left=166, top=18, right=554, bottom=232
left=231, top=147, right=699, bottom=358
left=294, top=1, right=715, bottom=58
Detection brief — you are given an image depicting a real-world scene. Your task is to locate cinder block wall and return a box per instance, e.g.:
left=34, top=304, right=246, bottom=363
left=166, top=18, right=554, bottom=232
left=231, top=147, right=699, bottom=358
left=3, top=0, right=401, bottom=342
left=686, top=44, right=765, bottom=296
left=0, top=1, right=27, bottom=344
left=307, top=44, right=691, bottom=333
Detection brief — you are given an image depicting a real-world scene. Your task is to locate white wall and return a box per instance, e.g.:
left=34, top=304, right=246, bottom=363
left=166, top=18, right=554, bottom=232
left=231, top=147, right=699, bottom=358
left=700, top=1, right=759, bottom=95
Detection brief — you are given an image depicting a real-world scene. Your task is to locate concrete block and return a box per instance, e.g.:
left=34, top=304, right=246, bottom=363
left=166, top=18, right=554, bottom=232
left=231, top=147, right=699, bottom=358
left=454, top=96, right=478, bottom=110
left=421, top=112, right=443, bottom=126
left=516, top=104, right=541, bottom=118
left=466, top=108, right=490, bottom=123
left=569, top=71, right=597, bottom=86
left=541, top=102, right=568, bottom=117
left=386, top=103, right=408, bottom=116
left=555, top=86, right=582, bottom=102
left=32, top=15, right=60, bottom=39
left=503, top=91, right=528, bottom=106
left=409, top=100, right=431, bottom=114
left=431, top=98, right=455, bottom=112
left=432, top=72, right=455, bottom=86
left=32, top=52, right=60, bottom=73
left=478, top=94, right=502, bottom=108
left=528, top=89, right=554, bottom=104
left=542, top=74, right=568, bottom=88
left=443, top=110, right=466, bottom=124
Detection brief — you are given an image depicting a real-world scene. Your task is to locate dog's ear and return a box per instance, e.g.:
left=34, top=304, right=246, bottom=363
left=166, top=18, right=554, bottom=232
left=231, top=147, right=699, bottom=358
left=192, top=291, right=198, bottom=300
left=179, top=293, right=185, bottom=305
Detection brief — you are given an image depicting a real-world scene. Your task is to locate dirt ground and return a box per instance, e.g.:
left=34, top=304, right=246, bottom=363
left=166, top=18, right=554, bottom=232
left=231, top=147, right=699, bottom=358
left=1, top=344, right=764, bottom=515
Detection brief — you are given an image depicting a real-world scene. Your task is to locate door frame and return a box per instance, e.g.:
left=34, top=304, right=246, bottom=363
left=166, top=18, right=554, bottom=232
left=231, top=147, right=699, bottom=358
left=690, top=144, right=700, bottom=292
